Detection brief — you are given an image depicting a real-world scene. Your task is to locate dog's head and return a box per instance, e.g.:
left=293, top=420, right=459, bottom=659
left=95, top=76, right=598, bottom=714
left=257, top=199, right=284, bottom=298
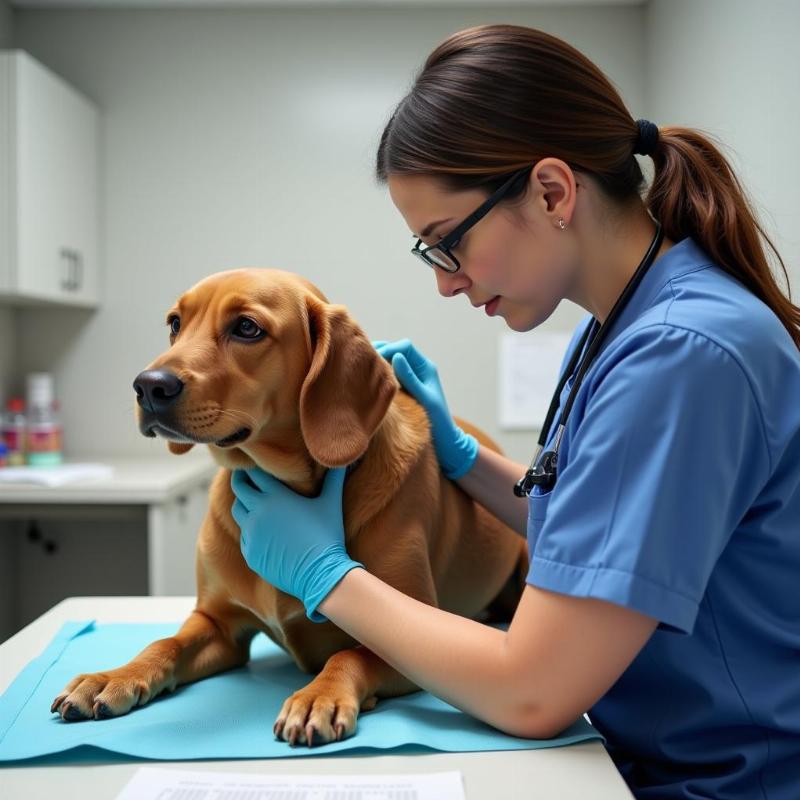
left=133, top=269, right=397, bottom=473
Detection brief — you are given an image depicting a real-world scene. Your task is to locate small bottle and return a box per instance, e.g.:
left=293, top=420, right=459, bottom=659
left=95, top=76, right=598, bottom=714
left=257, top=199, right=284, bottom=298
left=0, top=441, right=8, bottom=467
left=26, top=373, right=63, bottom=467
left=1, top=397, right=27, bottom=467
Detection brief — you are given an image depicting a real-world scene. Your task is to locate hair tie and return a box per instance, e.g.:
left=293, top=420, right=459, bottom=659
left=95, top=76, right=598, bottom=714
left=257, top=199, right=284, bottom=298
left=634, top=119, right=659, bottom=157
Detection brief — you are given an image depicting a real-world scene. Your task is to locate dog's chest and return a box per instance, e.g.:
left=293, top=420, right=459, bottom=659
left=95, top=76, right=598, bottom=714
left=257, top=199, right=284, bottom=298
left=243, top=593, right=357, bottom=673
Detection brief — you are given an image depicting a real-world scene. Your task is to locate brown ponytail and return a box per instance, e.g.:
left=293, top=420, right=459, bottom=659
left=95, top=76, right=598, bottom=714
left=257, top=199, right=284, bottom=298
left=377, top=24, right=800, bottom=349
left=647, top=127, right=799, bottom=347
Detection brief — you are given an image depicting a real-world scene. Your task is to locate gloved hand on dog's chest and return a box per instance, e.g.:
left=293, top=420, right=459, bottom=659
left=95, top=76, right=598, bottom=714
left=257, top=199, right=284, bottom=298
left=372, top=339, right=478, bottom=479
left=231, top=466, right=363, bottom=622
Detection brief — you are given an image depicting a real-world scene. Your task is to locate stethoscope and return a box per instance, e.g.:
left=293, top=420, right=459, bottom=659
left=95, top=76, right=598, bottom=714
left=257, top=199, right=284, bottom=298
left=514, top=221, right=665, bottom=498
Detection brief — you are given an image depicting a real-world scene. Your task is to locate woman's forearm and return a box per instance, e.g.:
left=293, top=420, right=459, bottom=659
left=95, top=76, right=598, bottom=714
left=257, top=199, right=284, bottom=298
left=319, top=567, right=540, bottom=737
left=456, top=444, right=530, bottom=535
left=319, top=566, right=658, bottom=742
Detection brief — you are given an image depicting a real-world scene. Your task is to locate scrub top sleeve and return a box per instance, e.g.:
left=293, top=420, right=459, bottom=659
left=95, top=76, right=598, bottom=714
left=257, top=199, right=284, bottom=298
left=527, top=324, right=771, bottom=634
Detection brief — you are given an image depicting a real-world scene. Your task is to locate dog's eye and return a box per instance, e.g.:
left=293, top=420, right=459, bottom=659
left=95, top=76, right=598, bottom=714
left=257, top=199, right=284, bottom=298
left=233, top=317, right=265, bottom=340
left=168, top=316, right=180, bottom=336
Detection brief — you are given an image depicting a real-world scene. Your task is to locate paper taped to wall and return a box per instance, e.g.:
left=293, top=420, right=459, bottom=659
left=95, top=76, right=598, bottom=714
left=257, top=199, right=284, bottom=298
left=498, top=331, right=571, bottom=430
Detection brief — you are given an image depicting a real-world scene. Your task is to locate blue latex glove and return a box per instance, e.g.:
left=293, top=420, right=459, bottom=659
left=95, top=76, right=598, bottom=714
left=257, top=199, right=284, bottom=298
left=372, top=339, right=478, bottom=479
left=230, top=466, right=363, bottom=622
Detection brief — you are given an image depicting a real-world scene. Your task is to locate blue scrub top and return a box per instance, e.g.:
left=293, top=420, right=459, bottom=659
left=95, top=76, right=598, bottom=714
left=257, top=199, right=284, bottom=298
left=526, top=237, right=800, bottom=799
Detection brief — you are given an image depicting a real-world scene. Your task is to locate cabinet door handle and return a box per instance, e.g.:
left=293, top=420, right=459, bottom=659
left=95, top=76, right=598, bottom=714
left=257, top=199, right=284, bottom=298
left=59, top=248, right=82, bottom=291
left=59, top=247, right=74, bottom=290
left=74, top=251, right=83, bottom=291
left=69, top=252, right=77, bottom=291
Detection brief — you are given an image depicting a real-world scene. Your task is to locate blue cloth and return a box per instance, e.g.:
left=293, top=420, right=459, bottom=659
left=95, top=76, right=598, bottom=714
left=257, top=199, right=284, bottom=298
left=526, top=238, right=800, bottom=799
left=0, top=621, right=601, bottom=764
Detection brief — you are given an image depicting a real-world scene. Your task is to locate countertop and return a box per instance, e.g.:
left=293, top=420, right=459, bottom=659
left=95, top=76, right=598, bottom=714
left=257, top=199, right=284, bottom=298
left=0, top=450, right=218, bottom=505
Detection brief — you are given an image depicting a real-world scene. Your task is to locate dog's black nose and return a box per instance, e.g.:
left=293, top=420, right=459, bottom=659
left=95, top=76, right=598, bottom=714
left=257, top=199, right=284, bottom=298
left=133, top=370, right=184, bottom=413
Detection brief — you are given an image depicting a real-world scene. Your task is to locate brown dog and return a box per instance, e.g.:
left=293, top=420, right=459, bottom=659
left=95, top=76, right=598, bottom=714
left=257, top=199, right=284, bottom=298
left=50, top=269, right=527, bottom=746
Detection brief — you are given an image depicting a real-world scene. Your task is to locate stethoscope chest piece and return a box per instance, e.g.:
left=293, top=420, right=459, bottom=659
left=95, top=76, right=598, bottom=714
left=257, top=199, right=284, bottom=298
left=514, top=448, right=558, bottom=497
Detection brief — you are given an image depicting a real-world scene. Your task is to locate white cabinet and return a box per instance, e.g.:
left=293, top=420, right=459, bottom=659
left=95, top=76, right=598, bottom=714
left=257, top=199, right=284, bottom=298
left=0, top=50, right=100, bottom=308
left=0, top=455, right=217, bottom=640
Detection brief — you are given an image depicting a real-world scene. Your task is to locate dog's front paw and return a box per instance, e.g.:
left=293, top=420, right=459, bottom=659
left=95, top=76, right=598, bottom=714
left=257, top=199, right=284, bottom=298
left=273, top=678, right=377, bottom=747
left=50, top=667, right=170, bottom=722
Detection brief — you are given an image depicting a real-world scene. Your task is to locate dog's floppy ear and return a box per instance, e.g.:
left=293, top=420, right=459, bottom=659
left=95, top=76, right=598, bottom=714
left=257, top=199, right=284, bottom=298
left=300, top=297, right=397, bottom=467
left=167, top=442, right=194, bottom=455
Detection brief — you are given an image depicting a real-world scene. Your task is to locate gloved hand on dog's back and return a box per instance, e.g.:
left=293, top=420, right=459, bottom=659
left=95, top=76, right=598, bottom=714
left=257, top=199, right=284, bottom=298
left=231, top=466, right=363, bottom=622
left=372, top=339, right=478, bottom=479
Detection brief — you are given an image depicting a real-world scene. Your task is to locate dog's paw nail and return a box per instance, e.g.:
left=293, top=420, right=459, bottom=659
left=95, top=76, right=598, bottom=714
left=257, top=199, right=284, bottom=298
left=305, top=724, right=315, bottom=748
left=51, top=695, right=66, bottom=714
left=94, top=701, right=113, bottom=719
left=335, top=723, right=345, bottom=741
left=62, top=702, right=85, bottom=722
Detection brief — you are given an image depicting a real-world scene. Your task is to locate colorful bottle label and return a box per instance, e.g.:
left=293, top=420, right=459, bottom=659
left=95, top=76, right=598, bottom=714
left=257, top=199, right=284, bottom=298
left=27, top=451, right=63, bottom=467
left=1, top=428, right=26, bottom=466
left=26, top=425, right=62, bottom=466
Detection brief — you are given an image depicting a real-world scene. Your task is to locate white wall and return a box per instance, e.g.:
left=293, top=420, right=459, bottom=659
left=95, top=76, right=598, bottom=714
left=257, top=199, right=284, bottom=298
left=646, top=0, right=800, bottom=292
left=12, top=5, right=646, bottom=463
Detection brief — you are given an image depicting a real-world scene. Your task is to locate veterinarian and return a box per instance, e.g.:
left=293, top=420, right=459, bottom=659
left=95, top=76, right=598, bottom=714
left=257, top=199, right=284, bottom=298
left=231, top=24, right=800, bottom=799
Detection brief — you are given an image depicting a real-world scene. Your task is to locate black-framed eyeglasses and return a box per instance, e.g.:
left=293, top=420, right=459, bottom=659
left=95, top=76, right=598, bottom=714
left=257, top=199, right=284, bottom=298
left=411, top=165, right=534, bottom=273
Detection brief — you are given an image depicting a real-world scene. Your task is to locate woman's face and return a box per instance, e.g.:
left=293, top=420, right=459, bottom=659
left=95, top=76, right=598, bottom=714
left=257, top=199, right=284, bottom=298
left=387, top=167, right=579, bottom=332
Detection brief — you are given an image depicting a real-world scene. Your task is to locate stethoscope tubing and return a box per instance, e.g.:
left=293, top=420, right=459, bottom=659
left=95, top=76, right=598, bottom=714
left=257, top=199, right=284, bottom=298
left=514, top=220, right=665, bottom=498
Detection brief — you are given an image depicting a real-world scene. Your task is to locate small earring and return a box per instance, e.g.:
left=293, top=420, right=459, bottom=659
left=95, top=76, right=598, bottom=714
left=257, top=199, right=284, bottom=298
left=557, top=217, right=567, bottom=230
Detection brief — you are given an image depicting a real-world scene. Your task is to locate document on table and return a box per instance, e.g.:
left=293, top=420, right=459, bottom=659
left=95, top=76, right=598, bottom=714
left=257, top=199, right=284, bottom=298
left=116, top=767, right=466, bottom=799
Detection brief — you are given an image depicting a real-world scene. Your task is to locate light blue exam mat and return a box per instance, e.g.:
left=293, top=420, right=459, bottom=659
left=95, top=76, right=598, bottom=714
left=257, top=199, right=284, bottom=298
left=0, top=621, right=602, bottom=764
